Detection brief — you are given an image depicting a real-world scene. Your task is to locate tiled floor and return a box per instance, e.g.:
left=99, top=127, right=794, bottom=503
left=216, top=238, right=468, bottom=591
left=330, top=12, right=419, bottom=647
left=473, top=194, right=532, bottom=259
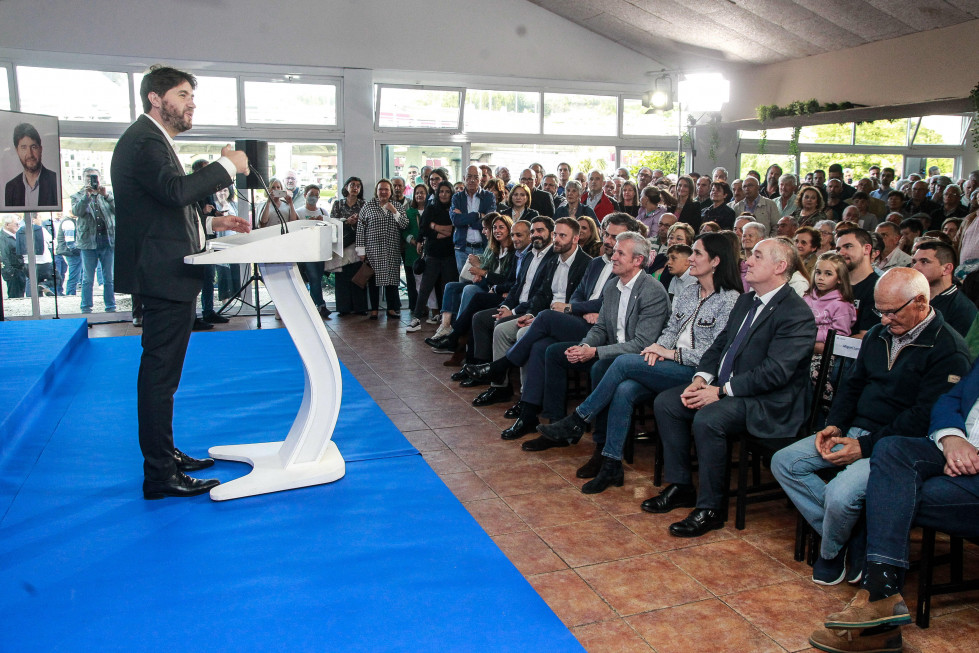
left=90, top=310, right=979, bottom=652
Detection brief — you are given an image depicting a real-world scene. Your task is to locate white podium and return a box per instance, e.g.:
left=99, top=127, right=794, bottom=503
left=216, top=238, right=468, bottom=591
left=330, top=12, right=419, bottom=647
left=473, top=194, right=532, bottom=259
left=185, top=221, right=346, bottom=500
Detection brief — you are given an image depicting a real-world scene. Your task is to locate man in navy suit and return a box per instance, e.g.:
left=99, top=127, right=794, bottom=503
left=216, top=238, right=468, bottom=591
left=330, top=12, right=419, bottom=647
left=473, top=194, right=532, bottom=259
left=111, top=65, right=249, bottom=500
left=4, top=122, right=59, bottom=209
left=649, top=238, right=817, bottom=537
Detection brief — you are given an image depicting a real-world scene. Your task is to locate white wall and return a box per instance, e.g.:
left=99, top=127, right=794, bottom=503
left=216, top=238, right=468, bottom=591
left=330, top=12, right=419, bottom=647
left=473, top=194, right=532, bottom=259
left=0, top=0, right=661, bottom=86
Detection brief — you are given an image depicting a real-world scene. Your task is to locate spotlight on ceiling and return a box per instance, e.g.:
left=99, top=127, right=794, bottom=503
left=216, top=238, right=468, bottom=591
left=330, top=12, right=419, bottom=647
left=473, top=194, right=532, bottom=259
left=678, top=72, right=730, bottom=113
left=642, top=74, right=673, bottom=113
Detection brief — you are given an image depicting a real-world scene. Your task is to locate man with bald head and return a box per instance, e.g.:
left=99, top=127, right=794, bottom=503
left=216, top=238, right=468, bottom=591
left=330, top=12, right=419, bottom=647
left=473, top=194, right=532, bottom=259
left=905, top=180, right=939, bottom=216
left=518, top=168, right=555, bottom=218
left=732, top=176, right=779, bottom=236
left=450, top=165, right=497, bottom=271
left=582, top=169, right=616, bottom=221
left=773, top=267, right=970, bottom=586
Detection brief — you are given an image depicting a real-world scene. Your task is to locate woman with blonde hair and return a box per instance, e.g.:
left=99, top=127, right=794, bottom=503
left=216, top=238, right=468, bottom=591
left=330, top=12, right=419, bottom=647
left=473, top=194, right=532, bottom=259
left=576, top=215, right=602, bottom=258
left=356, top=178, right=409, bottom=319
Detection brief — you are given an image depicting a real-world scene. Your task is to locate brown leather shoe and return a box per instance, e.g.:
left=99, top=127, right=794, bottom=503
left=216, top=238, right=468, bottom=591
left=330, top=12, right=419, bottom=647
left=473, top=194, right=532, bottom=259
left=824, top=590, right=911, bottom=629
left=809, top=625, right=902, bottom=652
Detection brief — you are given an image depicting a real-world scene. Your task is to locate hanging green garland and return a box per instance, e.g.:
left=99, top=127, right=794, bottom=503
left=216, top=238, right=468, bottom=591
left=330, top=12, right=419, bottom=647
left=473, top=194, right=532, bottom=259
left=970, top=82, right=979, bottom=152
left=755, top=99, right=858, bottom=154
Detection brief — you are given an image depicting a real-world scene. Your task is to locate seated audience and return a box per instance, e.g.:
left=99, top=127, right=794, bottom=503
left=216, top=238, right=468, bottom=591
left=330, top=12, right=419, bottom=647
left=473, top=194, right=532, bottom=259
left=911, top=240, right=977, bottom=337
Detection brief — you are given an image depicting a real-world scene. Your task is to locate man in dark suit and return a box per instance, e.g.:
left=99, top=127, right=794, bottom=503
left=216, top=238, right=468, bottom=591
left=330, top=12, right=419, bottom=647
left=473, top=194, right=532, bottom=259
left=648, top=238, right=817, bottom=537
left=518, top=168, right=555, bottom=217
left=111, top=65, right=249, bottom=500
left=4, top=122, right=59, bottom=209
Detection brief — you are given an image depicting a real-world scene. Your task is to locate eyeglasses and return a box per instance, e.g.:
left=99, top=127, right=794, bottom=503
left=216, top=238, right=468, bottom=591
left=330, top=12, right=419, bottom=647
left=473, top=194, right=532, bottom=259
left=872, top=296, right=914, bottom=318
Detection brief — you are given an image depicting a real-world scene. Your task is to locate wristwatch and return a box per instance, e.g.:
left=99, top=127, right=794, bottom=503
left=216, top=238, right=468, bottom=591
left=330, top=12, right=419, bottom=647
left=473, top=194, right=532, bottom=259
left=716, top=384, right=726, bottom=398
left=564, top=305, right=572, bottom=314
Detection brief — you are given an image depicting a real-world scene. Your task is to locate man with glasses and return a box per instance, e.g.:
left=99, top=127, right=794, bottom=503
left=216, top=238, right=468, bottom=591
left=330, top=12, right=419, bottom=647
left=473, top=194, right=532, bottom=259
left=450, top=165, right=496, bottom=272
left=773, top=267, right=970, bottom=588
left=520, top=168, right=555, bottom=218
left=836, top=228, right=881, bottom=338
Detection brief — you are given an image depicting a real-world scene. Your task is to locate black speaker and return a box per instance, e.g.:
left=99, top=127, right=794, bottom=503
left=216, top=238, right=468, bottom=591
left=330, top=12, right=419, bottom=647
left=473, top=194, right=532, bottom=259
left=235, top=139, right=268, bottom=190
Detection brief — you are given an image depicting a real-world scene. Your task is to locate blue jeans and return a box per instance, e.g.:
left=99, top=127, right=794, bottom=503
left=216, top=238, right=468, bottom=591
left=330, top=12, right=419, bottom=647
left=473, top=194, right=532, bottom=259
left=576, top=354, right=693, bottom=459
left=867, top=436, right=979, bottom=570
left=458, top=282, right=486, bottom=316
left=455, top=244, right=483, bottom=274
left=771, top=427, right=871, bottom=559
left=80, top=242, right=115, bottom=312
left=440, top=281, right=469, bottom=316
left=63, top=251, right=82, bottom=295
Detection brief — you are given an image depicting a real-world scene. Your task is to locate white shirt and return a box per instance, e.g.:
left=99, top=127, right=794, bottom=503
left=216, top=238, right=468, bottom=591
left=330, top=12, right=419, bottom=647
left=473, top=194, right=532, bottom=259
left=933, top=399, right=979, bottom=451
left=589, top=257, right=614, bottom=301
left=296, top=205, right=327, bottom=220
left=550, top=247, right=580, bottom=305
left=465, top=191, right=482, bottom=243
left=668, top=269, right=695, bottom=299
left=615, top=269, right=642, bottom=343
left=518, top=243, right=552, bottom=304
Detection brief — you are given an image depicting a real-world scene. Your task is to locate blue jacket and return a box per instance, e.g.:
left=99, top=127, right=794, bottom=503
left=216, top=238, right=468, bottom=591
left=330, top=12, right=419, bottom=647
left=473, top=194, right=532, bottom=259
left=930, top=353, right=979, bottom=439
left=568, top=256, right=612, bottom=316
left=450, top=189, right=496, bottom=250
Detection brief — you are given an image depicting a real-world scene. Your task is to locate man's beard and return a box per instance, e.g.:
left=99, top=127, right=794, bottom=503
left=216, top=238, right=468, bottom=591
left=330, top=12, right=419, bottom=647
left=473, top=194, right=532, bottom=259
left=531, top=236, right=548, bottom=250
left=160, top=99, right=192, bottom=133
left=19, top=153, right=40, bottom=174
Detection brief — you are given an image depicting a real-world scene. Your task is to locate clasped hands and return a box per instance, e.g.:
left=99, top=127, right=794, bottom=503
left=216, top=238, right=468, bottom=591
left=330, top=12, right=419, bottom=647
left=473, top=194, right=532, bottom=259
left=680, top=377, right=721, bottom=410
left=641, top=343, right=674, bottom=367
left=814, top=426, right=862, bottom=467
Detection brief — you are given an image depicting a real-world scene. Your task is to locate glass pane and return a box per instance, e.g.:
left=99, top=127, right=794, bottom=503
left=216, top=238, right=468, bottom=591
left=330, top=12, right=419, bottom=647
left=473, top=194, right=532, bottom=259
left=622, top=99, right=681, bottom=136
left=799, top=152, right=903, bottom=181
left=17, top=66, right=130, bottom=122
left=738, top=128, right=793, bottom=141
left=244, top=80, right=337, bottom=125
left=739, top=154, right=796, bottom=180
left=0, top=69, right=9, bottom=111
left=469, top=143, right=617, bottom=182
left=799, top=123, right=854, bottom=145
left=543, top=93, right=617, bottom=136
left=914, top=115, right=966, bottom=145
left=620, top=149, right=681, bottom=178
left=855, top=119, right=908, bottom=146
left=920, top=158, right=956, bottom=177
left=377, top=87, right=460, bottom=129
left=381, top=144, right=463, bottom=189
left=464, top=89, right=540, bottom=133
left=133, top=74, right=238, bottom=126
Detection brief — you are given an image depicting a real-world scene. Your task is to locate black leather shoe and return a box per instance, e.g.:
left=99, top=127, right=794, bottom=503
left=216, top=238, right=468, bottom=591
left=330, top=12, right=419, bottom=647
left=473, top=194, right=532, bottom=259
left=503, top=403, right=522, bottom=419
left=576, top=443, right=606, bottom=479
left=143, top=471, right=220, bottom=499
left=192, top=318, right=214, bottom=331
left=581, top=457, right=624, bottom=494
left=450, top=370, right=470, bottom=382
left=174, top=448, right=215, bottom=472
left=537, top=413, right=586, bottom=445
left=472, top=386, right=513, bottom=406
left=460, top=376, right=488, bottom=388
left=203, top=312, right=230, bottom=324
left=463, top=362, right=493, bottom=382
left=669, top=508, right=725, bottom=537
left=641, top=484, right=697, bottom=514
left=521, top=434, right=569, bottom=451
left=431, top=337, right=458, bottom=353
left=501, top=416, right=539, bottom=440
left=425, top=335, right=446, bottom=347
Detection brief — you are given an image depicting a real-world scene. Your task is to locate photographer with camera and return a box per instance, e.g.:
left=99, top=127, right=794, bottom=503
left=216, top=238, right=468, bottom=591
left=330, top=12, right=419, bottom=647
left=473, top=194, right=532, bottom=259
left=70, top=167, right=117, bottom=313
left=255, top=177, right=299, bottom=229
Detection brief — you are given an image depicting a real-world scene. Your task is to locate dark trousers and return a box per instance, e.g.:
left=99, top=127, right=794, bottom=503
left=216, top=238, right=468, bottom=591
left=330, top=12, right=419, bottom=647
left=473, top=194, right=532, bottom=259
left=413, top=255, right=458, bottom=320
left=200, top=264, right=215, bottom=315
left=653, top=386, right=748, bottom=510
left=867, top=436, right=979, bottom=571
left=334, top=261, right=368, bottom=314
left=403, top=258, right=418, bottom=312
left=453, top=292, right=505, bottom=361
left=368, top=279, right=401, bottom=312
left=508, top=310, right=591, bottom=406
left=540, top=344, right=613, bottom=422
left=137, top=294, right=196, bottom=481
left=472, top=306, right=515, bottom=362
left=303, top=261, right=326, bottom=307
left=2, top=266, right=26, bottom=298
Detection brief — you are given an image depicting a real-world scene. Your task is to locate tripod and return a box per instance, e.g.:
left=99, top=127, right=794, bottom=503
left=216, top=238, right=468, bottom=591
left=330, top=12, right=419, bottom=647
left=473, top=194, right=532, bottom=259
left=215, top=188, right=273, bottom=327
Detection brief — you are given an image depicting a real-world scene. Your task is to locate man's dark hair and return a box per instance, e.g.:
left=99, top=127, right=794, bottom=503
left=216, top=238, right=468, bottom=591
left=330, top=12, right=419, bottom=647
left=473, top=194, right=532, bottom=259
left=140, top=65, right=197, bottom=113
left=602, top=211, right=643, bottom=235
left=900, top=218, right=924, bottom=235
left=711, top=181, right=733, bottom=203
left=554, top=216, right=580, bottom=235
left=915, top=240, right=957, bottom=267
left=531, top=215, right=555, bottom=233
left=191, top=159, right=208, bottom=172
left=667, top=244, right=693, bottom=257
left=882, top=167, right=895, bottom=175
left=12, top=122, right=40, bottom=148
left=828, top=163, right=843, bottom=174
left=851, top=191, right=869, bottom=201
left=887, top=190, right=905, bottom=201
left=813, top=169, right=825, bottom=176
left=304, top=184, right=321, bottom=194
left=836, top=226, right=872, bottom=248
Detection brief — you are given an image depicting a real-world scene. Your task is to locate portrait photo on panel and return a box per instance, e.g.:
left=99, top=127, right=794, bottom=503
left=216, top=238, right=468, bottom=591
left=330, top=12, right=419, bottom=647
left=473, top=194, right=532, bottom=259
left=0, top=110, right=62, bottom=212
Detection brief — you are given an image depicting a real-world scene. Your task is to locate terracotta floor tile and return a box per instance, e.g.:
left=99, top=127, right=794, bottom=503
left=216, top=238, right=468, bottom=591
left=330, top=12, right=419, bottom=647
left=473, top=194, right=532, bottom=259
left=453, top=441, right=543, bottom=471
left=400, top=429, right=445, bottom=452
left=572, top=618, right=654, bottom=653
left=527, top=569, right=615, bottom=628
left=375, top=397, right=413, bottom=415
left=626, top=598, right=782, bottom=653
left=463, top=497, right=526, bottom=536
left=433, top=423, right=503, bottom=448
left=491, top=530, right=568, bottom=576
left=542, top=450, right=597, bottom=482
left=387, top=411, right=429, bottom=433
left=903, top=607, right=979, bottom=653
left=577, top=553, right=709, bottom=616
left=363, top=384, right=398, bottom=401
left=415, top=406, right=490, bottom=430
left=617, top=511, right=735, bottom=554
left=724, top=578, right=846, bottom=651
left=742, top=526, right=813, bottom=577
left=538, top=517, right=653, bottom=568
left=420, top=448, right=469, bottom=475
left=582, top=479, right=663, bottom=517
left=439, top=470, right=497, bottom=502
left=399, top=388, right=468, bottom=412
left=668, top=539, right=797, bottom=596
left=477, top=462, right=573, bottom=497
left=504, top=487, right=610, bottom=528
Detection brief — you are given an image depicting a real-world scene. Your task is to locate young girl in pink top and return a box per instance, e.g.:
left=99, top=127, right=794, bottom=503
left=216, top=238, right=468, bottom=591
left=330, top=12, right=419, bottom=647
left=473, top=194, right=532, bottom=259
left=805, top=253, right=857, bottom=391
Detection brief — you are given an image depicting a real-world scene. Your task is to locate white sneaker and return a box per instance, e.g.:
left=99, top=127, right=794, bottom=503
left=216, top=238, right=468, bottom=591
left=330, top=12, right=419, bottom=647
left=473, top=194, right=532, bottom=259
left=426, top=314, right=440, bottom=324
left=406, top=318, right=422, bottom=332
left=433, top=323, right=451, bottom=339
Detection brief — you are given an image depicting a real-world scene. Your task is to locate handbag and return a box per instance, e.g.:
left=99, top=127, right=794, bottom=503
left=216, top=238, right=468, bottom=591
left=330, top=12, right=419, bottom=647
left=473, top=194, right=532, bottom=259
left=351, top=260, right=374, bottom=288
left=412, top=257, right=426, bottom=275
left=458, top=258, right=475, bottom=282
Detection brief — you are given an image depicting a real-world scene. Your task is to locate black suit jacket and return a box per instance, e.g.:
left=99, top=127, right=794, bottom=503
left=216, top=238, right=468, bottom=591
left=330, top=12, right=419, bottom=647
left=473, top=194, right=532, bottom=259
left=530, top=189, right=555, bottom=217
left=4, top=166, right=59, bottom=208
left=696, top=283, right=817, bottom=438
left=110, top=115, right=232, bottom=302
left=504, top=248, right=557, bottom=313
left=525, top=247, right=592, bottom=315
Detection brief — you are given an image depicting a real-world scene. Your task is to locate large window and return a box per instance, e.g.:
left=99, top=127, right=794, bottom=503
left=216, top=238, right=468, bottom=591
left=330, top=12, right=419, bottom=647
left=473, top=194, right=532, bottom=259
left=132, top=74, right=239, bottom=126
left=620, top=149, right=680, bottom=178
left=739, top=154, right=797, bottom=181
left=543, top=93, right=617, bottom=136
left=738, top=128, right=793, bottom=140
left=376, top=86, right=461, bottom=130
left=464, top=89, right=540, bottom=134
left=799, top=123, right=855, bottom=145
left=380, top=144, right=463, bottom=186
left=855, top=119, right=909, bottom=146
left=470, top=143, right=616, bottom=179
left=913, top=116, right=966, bottom=145
left=244, top=80, right=337, bottom=126
left=622, top=99, right=681, bottom=136
left=799, top=152, right=903, bottom=180
left=17, top=66, right=130, bottom=122
left=0, top=68, right=9, bottom=111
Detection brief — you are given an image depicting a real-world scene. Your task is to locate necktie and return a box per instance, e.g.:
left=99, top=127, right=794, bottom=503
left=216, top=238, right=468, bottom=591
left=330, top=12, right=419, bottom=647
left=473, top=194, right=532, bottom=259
left=717, top=297, right=763, bottom=385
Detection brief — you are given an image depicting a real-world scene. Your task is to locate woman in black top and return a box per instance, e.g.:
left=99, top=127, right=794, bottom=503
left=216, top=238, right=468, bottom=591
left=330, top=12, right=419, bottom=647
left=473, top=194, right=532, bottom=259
left=618, top=180, right=640, bottom=217
left=700, top=181, right=736, bottom=230
left=409, top=181, right=458, bottom=331
left=673, top=175, right=702, bottom=231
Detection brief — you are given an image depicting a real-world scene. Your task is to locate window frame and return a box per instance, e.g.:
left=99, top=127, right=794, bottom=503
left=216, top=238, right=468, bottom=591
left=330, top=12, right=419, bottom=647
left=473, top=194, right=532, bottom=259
left=374, top=83, right=464, bottom=133
left=240, top=73, right=343, bottom=132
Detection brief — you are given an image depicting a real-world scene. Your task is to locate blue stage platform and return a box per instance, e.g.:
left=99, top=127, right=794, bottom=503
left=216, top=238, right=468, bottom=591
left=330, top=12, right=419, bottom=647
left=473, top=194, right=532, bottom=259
left=0, top=320, right=583, bottom=652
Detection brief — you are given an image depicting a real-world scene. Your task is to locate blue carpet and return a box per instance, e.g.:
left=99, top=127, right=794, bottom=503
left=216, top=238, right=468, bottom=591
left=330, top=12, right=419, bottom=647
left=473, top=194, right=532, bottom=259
left=0, top=325, right=582, bottom=652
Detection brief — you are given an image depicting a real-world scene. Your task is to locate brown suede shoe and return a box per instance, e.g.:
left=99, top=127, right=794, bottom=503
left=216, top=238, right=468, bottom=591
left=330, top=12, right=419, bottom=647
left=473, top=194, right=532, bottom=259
left=824, top=590, right=911, bottom=629
left=809, top=625, right=902, bottom=653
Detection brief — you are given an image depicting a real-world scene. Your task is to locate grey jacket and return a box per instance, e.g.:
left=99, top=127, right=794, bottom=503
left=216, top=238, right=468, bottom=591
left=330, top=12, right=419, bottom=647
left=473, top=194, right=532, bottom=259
left=658, top=283, right=741, bottom=368
left=581, top=271, right=670, bottom=359
left=70, top=190, right=116, bottom=249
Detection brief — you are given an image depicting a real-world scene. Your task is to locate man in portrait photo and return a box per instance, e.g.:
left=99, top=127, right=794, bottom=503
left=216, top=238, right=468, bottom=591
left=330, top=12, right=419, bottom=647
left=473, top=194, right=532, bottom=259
left=5, top=122, right=59, bottom=209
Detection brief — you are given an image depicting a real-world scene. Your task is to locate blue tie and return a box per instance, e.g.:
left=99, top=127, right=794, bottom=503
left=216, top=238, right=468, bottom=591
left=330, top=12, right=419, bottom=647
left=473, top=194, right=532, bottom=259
left=717, top=297, right=763, bottom=386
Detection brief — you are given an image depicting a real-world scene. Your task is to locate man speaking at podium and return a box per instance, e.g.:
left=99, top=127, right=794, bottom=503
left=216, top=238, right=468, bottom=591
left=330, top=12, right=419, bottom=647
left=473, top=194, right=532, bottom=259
left=111, top=65, right=250, bottom=499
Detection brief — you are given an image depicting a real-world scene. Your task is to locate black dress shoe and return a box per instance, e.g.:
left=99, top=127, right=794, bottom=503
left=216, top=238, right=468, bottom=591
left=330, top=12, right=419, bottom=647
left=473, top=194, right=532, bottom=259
left=460, top=376, right=488, bottom=388
left=143, top=471, right=220, bottom=500
left=537, top=412, right=587, bottom=445
left=472, top=386, right=513, bottom=406
left=450, top=370, right=470, bottom=382
left=640, top=484, right=698, bottom=514
left=203, top=312, right=230, bottom=324
left=669, top=508, right=725, bottom=538
left=192, top=318, right=214, bottom=331
left=503, top=402, right=522, bottom=419
left=318, top=305, right=332, bottom=320
left=425, top=334, right=445, bottom=347
left=174, top=448, right=215, bottom=472
left=576, top=443, right=606, bottom=479
left=463, top=362, right=493, bottom=382
left=521, top=434, right=569, bottom=451
left=581, top=457, right=624, bottom=494
left=501, top=416, right=539, bottom=440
